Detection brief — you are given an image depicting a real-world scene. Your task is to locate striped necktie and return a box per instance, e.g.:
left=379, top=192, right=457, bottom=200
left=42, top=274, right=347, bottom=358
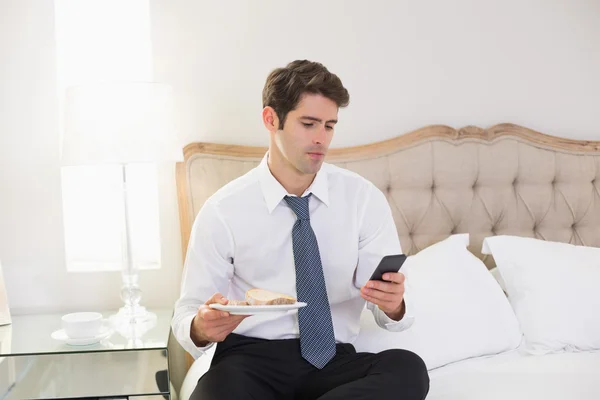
left=284, top=194, right=336, bottom=369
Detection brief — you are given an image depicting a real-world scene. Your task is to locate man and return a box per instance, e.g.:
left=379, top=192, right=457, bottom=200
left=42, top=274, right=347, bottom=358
left=172, top=60, right=429, bottom=399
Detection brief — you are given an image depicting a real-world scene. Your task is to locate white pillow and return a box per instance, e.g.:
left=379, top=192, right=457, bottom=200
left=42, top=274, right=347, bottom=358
left=489, top=267, right=507, bottom=293
left=482, top=235, right=600, bottom=355
left=353, top=234, right=522, bottom=370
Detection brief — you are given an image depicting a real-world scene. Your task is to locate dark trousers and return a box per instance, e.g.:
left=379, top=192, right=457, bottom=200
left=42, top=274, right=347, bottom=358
left=190, top=333, right=430, bottom=400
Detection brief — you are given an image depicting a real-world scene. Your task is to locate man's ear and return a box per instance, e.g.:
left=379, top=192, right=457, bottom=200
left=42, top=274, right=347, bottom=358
left=262, top=106, right=280, bottom=133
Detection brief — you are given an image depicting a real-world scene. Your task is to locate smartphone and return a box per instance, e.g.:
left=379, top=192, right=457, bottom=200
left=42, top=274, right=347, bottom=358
left=369, top=254, right=407, bottom=281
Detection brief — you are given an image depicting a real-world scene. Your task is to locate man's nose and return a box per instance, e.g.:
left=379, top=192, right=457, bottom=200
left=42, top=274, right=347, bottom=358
left=312, top=126, right=327, bottom=144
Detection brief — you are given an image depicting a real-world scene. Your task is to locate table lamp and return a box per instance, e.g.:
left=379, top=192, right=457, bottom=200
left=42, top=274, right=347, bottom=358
left=61, top=82, right=182, bottom=325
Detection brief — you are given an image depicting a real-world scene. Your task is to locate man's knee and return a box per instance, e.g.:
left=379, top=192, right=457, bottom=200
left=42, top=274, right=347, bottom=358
left=376, top=349, right=430, bottom=399
left=190, top=362, right=251, bottom=400
left=376, top=348, right=427, bottom=370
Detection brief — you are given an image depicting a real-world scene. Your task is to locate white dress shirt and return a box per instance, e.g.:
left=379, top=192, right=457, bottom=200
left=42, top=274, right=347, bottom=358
left=172, top=153, right=414, bottom=359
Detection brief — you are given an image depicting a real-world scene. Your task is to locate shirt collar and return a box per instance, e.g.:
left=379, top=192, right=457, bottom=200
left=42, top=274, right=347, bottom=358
left=258, top=152, right=330, bottom=214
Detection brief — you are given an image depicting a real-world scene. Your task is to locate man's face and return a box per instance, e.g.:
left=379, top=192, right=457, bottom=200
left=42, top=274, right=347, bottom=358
left=273, top=93, right=338, bottom=175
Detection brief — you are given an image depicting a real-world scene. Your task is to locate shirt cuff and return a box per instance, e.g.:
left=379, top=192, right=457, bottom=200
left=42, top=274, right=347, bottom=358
left=179, top=314, right=216, bottom=359
left=368, top=298, right=415, bottom=333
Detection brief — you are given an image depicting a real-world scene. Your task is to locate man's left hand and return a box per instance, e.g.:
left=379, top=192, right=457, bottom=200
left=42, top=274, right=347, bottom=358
left=360, top=272, right=406, bottom=321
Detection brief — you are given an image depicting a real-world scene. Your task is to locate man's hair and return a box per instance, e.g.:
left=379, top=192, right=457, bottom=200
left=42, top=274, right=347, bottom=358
left=262, top=60, right=350, bottom=129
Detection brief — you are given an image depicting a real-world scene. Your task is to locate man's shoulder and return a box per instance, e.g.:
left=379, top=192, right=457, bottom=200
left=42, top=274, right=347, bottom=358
left=204, top=167, right=262, bottom=208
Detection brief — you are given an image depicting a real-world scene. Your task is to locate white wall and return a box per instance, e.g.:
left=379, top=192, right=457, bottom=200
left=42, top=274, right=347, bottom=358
left=0, top=1, right=181, bottom=314
left=1, top=0, right=599, bottom=314
left=0, top=0, right=67, bottom=313
left=150, top=0, right=600, bottom=148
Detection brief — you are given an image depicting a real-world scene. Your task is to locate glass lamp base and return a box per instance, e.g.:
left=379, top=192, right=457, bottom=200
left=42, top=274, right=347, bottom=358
left=109, top=305, right=157, bottom=347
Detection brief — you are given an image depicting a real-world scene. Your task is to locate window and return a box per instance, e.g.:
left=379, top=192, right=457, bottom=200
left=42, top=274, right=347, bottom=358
left=54, top=0, right=161, bottom=272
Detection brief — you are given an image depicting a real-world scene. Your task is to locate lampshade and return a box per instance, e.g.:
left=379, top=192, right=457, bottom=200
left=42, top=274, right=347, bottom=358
left=61, top=82, right=183, bottom=165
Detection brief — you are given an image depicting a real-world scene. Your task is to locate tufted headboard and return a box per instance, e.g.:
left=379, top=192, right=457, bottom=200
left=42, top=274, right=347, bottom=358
left=168, top=123, right=600, bottom=385
left=176, top=123, right=600, bottom=270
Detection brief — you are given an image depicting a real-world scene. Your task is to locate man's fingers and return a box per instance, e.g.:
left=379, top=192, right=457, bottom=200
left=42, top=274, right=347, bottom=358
left=367, top=272, right=405, bottom=286
left=365, top=280, right=404, bottom=294
left=205, top=318, right=245, bottom=331
left=200, top=307, right=229, bottom=321
left=200, top=307, right=248, bottom=322
left=382, top=272, right=405, bottom=284
left=219, top=317, right=247, bottom=332
left=200, top=307, right=247, bottom=323
left=213, top=324, right=240, bottom=341
left=193, top=297, right=249, bottom=344
left=207, top=317, right=248, bottom=341
left=208, top=315, right=248, bottom=328
left=362, top=288, right=395, bottom=303
left=361, top=292, right=396, bottom=309
left=205, top=293, right=229, bottom=305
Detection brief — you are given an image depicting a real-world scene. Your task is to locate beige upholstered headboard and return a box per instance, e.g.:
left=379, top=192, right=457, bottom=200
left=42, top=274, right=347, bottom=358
left=176, top=123, right=600, bottom=271
left=168, top=122, right=600, bottom=379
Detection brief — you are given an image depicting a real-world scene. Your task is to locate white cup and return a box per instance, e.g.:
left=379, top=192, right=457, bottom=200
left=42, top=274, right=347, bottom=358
left=61, top=312, right=103, bottom=339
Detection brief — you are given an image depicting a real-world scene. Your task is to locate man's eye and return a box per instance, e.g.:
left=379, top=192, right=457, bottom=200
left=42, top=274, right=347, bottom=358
left=302, top=123, right=314, bottom=128
left=326, top=126, right=333, bottom=130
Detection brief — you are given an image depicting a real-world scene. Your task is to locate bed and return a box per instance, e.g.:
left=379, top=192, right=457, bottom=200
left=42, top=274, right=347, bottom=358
left=171, top=123, right=600, bottom=399
left=426, top=350, right=600, bottom=400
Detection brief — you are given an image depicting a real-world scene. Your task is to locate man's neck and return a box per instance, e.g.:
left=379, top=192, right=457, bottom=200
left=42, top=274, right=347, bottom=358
left=267, top=148, right=315, bottom=197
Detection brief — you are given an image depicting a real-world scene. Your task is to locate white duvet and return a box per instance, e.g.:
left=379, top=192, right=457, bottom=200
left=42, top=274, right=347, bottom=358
left=427, top=350, right=600, bottom=400
left=180, top=348, right=600, bottom=400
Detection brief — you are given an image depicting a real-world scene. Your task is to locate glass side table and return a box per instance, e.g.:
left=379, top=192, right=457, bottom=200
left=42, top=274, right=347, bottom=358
left=0, top=308, right=173, bottom=399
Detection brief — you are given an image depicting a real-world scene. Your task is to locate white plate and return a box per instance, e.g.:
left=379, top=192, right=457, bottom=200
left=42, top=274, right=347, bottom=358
left=51, top=325, right=113, bottom=346
left=209, top=302, right=307, bottom=315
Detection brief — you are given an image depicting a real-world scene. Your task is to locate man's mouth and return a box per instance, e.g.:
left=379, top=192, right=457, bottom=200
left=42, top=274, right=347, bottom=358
left=307, top=152, right=325, bottom=159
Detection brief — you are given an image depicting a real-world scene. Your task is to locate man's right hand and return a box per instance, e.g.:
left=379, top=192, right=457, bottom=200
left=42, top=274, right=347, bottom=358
left=190, top=292, right=248, bottom=347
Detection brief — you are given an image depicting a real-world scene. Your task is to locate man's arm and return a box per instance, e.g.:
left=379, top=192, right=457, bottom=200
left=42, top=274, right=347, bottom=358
left=171, top=200, right=236, bottom=358
left=354, top=183, right=415, bottom=332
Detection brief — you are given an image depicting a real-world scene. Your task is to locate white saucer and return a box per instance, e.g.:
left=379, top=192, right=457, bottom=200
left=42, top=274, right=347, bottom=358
left=51, top=325, right=113, bottom=346
left=209, top=302, right=307, bottom=315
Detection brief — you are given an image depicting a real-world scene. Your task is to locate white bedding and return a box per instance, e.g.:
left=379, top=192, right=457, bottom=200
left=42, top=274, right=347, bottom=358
left=180, top=348, right=600, bottom=400
left=427, top=350, right=600, bottom=400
